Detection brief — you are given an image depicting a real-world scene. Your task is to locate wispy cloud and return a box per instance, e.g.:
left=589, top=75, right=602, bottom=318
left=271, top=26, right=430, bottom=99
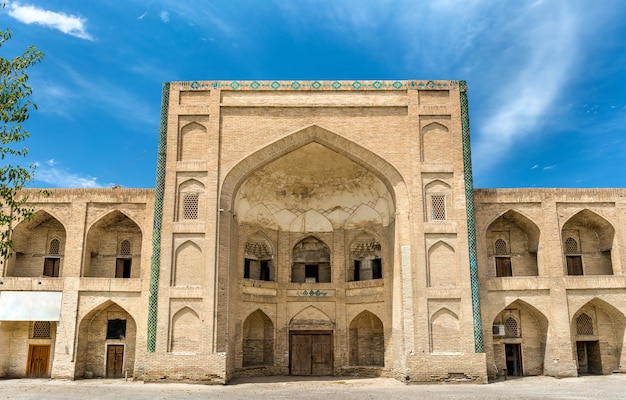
left=138, top=12, right=148, bottom=20
left=160, top=11, right=170, bottom=23
left=543, top=165, right=556, bottom=171
left=34, top=160, right=103, bottom=188
left=7, top=2, right=93, bottom=40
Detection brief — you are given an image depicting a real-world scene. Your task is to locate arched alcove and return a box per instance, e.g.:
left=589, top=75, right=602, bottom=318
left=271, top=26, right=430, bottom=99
left=173, top=240, right=203, bottom=286
left=430, top=308, right=460, bottom=353
left=170, top=307, right=201, bottom=353
left=427, top=241, right=456, bottom=287
left=349, top=311, right=384, bottom=366
left=242, top=310, right=274, bottom=367
left=178, top=121, right=207, bottom=161
left=562, top=210, right=615, bottom=276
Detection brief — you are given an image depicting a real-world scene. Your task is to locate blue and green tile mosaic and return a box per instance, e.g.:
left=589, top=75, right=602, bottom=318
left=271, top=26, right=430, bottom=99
left=177, top=80, right=459, bottom=91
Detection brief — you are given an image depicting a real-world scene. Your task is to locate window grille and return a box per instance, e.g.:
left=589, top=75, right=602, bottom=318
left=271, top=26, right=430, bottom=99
left=565, top=237, right=579, bottom=254
left=505, top=317, right=519, bottom=337
left=31, top=321, right=51, bottom=339
left=120, top=240, right=131, bottom=256
left=495, top=239, right=509, bottom=255
left=431, top=195, right=446, bottom=221
left=183, top=193, right=199, bottom=220
left=576, top=313, right=594, bottom=335
left=49, top=239, right=60, bottom=255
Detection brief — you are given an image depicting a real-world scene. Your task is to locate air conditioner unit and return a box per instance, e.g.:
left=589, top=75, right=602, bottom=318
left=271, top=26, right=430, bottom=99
left=492, top=324, right=505, bottom=336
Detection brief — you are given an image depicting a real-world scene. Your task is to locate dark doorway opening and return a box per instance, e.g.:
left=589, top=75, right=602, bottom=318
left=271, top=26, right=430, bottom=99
left=505, top=343, right=523, bottom=376
left=577, top=340, right=602, bottom=375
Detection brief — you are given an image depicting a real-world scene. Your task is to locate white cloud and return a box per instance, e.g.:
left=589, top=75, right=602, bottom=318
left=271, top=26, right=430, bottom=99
left=532, top=165, right=539, bottom=170
left=7, top=2, right=93, bottom=40
left=34, top=163, right=103, bottom=188
left=543, top=165, right=556, bottom=171
left=160, top=11, right=170, bottom=22
left=138, top=12, right=148, bottom=20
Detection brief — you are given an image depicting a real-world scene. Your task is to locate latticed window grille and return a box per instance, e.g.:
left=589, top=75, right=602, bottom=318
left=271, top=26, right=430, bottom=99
left=565, top=237, right=579, bottom=254
left=183, top=193, right=199, bottom=220
left=31, top=321, right=51, bottom=339
left=576, top=313, right=594, bottom=335
left=49, top=239, right=60, bottom=255
left=505, top=317, right=519, bottom=337
left=120, top=240, right=131, bottom=256
left=431, top=195, right=446, bottom=221
left=495, top=239, right=509, bottom=255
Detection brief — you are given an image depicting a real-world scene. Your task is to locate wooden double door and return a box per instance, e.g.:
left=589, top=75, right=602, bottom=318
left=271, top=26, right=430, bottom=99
left=27, top=345, right=50, bottom=378
left=290, top=331, right=333, bottom=375
left=106, top=345, right=125, bottom=378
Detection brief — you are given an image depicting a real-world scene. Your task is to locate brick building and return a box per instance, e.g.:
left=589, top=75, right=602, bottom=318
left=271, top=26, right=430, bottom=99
left=0, top=80, right=624, bottom=383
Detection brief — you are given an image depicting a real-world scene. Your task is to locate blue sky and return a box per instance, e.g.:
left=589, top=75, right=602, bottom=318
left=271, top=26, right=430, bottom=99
left=1, top=0, right=625, bottom=189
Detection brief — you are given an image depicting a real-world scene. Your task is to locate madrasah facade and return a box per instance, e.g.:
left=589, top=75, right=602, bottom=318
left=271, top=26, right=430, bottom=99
left=1, top=80, right=625, bottom=383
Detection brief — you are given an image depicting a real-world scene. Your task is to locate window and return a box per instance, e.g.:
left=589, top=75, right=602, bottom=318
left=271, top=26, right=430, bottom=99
left=494, top=239, right=512, bottom=277
left=505, top=317, right=519, bottom=337
left=183, top=193, right=199, bottom=220
left=305, top=264, right=319, bottom=283
left=107, top=319, right=127, bottom=340
left=119, top=240, right=131, bottom=256
left=372, top=258, right=382, bottom=279
left=43, top=258, right=60, bottom=277
left=260, top=260, right=270, bottom=281
left=49, top=239, right=60, bottom=255
left=565, top=237, right=583, bottom=275
left=115, top=259, right=132, bottom=278
left=31, top=321, right=51, bottom=339
left=576, top=313, right=594, bottom=336
left=244, top=258, right=251, bottom=279
left=431, top=195, right=446, bottom=220
left=353, top=260, right=361, bottom=281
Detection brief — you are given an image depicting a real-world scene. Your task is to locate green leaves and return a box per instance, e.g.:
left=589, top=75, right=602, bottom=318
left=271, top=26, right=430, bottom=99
left=0, top=27, right=44, bottom=260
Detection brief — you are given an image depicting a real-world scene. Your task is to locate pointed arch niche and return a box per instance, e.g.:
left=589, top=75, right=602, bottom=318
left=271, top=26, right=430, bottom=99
left=486, top=210, right=540, bottom=277
left=242, top=310, right=274, bottom=367
left=170, top=306, right=202, bottom=353
left=427, top=240, right=457, bottom=287
left=562, top=210, right=615, bottom=276
left=349, top=311, right=384, bottom=366
left=492, top=300, right=548, bottom=376
left=7, top=210, right=66, bottom=277
left=178, top=120, right=207, bottom=161
left=83, top=211, right=142, bottom=278
left=570, top=298, right=625, bottom=374
left=430, top=308, right=460, bottom=354
left=421, top=119, right=451, bottom=163
left=172, top=240, right=203, bottom=286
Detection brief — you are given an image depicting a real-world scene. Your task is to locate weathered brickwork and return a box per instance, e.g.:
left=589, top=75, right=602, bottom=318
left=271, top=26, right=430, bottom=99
left=1, top=81, right=624, bottom=385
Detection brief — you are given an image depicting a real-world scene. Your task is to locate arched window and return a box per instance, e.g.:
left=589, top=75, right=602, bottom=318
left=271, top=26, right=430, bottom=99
left=243, top=235, right=274, bottom=281
left=576, top=313, right=594, bottom=336
left=348, top=233, right=382, bottom=282
left=565, top=237, right=583, bottom=276
left=183, top=193, right=199, bottom=220
left=495, top=239, right=512, bottom=277
left=565, top=237, right=579, bottom=254
left=505, top=317, right=519, bottom=337
left=48, top=239, right=60, bottom=255
left=291, top=237, right=331, bottom=283
left=43, top=239, right=61, bottom=277
left=116, top=240, right=132, bottom=278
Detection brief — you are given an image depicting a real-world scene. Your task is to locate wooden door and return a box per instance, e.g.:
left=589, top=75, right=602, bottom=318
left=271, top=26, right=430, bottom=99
left=290, top=332, right=332, bottom=375
left=27, top=345, right=50, bottom=378
left=106, top=345, right=124, bottom=378
left=505, top=343, right=522, bottom=376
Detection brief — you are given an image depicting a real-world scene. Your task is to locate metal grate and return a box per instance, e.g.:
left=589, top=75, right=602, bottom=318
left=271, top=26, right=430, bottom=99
left=120, top=240, right=131, bottom=256
left=495, top=239, right=508, bottom=255
left=565, top=237, right=579, bottom=254
left=431, top=195, right=446, bottom=220
left=505, top=317, right=519, bottom=337
left=49, top=239, right=60, bottom=255
left=183, top=193, right=199, bottom=220
left=576, top=313, right=594, bottom=335
left=32, top=321, right=51, bottom=338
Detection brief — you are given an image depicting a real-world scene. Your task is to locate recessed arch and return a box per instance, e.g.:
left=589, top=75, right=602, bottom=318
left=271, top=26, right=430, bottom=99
left=289, top=305, right=334, bottom=330
left=75, top=300, right=137, bottom=379
left=8, top=210, right=67, bottom=277
left=349, top=310, right=384, bottom=366
left=83, top=210, right=143, bottom=278
left=422, top=121, right=451, bottom=163
left=291, top=236, right=331, bottom=283
left=170, top=306, right=201, bottom=353
left=178, top=121, right=207, bottom=161
left=430, top=308, right=460, bottom=354
left=562, top=209, right=615, bottom=276
left=173, top=240, right=203, bottom=286
left=242, top=309, right=274, bottom=367
left=427, top=241, right=456, bottom=287
left=486, top=209, right=540, bottom=277
left=492, top=299, right=549, bottom=376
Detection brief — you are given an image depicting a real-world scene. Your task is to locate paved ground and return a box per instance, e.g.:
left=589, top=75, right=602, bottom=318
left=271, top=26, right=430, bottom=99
left=1, top=375, right=626, bottom=399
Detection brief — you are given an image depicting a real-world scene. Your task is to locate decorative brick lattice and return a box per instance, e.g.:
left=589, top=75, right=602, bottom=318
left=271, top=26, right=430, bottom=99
left=431, top=195, right=446, bottom=220
left=183, top=193, right=199, bottom=220
left=147, top=83, right=170, bottom=353
left=495, top=239, right=508, bottom=255
left=31, top=321, right=51, bottom=339
left=460, top=81, right=484, bottom=353
left=565, top=237, right=579, bottom=253
left=505, top=317, right=519, bottom=337
left=49, top=239, right=60, bottom=255
left=120, top=240, right=131, bottom=256
left=576, top=313, right=594, bottom=335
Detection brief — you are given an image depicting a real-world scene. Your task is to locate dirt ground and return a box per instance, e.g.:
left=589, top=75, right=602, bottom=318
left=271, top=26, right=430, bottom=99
left=1, top=375, right=626, bottom=399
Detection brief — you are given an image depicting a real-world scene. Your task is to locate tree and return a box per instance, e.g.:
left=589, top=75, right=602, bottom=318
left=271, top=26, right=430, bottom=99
left=0, top=26, right=44, bottom=262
